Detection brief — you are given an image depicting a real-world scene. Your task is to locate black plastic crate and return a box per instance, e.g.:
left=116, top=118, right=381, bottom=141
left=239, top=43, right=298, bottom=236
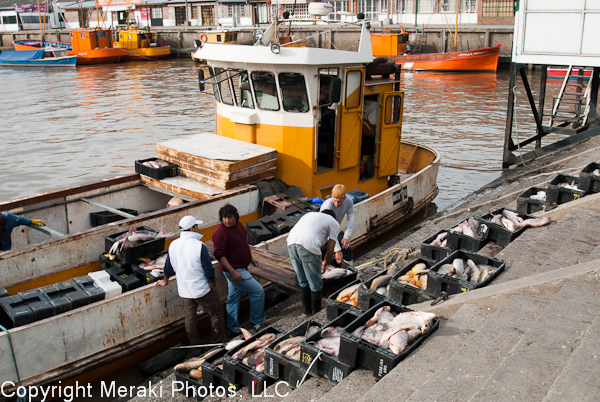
left=426, top=250, right=506, bottom=298
left=325, top=279, right=364, bottom=321
left=356, top=269, right=402, bottom=312
left=579, top=162, right=600, bottom=194
left=338, top=301, right=439, bottom=379
left=105, top=266, right=142, bottom=292
left=99, top=253, right=122, bottom=270
left=0, top=286, right=8, bottom=298
left=282, top=205, right=306, bottom=224
left=17, top=289, right=54, bottom=321
left=246, top=220, right=273, bottom=246
left=322, top=261, right=357, bottom=296
left=476, top=208, right=537, bottom=247
left=300, top=311, right=360, bottom=385
left=260, top=212, right=294, bottom=237
left=104, top=226, right=166, bottom=264
left=173, top=371, right=204, bottom=401
left=135, top=158, right=178, bottom=180
left=201, top=347, right=240, bottom=394
left=223, top=326, right=285, bottom=395
left=38, top=284, right=71, bottom=315
left=0, top=295, right=33, bottom=328
left=389, top=258, right=434, bottom=306
left=56, top=280, right=91, bottom=309
left=264, top=320, right=322, bottom=388
left=133, top=265, right=164, bottom=285
left=445, top=219, right=489, bottom=253
left=547, top=174, right=586, bottom=205
left=73, top=275, right=105, bottom=303
left=516, top=186, right=552, bottom=215
left=90, top=208, right=138, bottom=227
left=420, top=229, right=452, bottom=262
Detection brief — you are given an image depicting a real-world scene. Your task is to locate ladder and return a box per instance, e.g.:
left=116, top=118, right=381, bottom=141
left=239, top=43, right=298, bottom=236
left=548, top=65, right=594, bottom=129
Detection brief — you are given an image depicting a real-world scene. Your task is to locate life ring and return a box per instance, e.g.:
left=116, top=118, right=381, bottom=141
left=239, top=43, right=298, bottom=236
left=200, top=34, right=208, bottom=43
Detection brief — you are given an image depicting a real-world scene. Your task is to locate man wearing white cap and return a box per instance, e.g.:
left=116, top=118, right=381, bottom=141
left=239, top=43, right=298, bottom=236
left=157, top=215, right=225, bottom=346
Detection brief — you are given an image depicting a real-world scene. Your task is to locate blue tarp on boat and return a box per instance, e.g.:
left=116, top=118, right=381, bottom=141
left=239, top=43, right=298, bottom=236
left=0, top=50, right=44, bottom=61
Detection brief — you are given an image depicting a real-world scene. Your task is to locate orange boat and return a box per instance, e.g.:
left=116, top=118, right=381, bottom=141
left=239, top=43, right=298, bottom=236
left=371, top=30, right=500, bottom=72
left=13, top=28, right=127, bottom=64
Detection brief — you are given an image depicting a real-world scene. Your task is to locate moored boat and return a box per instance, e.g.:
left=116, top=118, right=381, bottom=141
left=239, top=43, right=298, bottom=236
left=113, top=26, right=171, bottom=60
left=0, top=48, right=77, bottom=67
left=191, top=29, right=239, bottom=62
left=0, top=17, right=439, bottom=394
left=547, top=67, right=592, bottom=81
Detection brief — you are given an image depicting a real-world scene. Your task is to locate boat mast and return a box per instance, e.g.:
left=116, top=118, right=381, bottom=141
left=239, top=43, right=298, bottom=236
left=37, top=0, right=46, bottom=47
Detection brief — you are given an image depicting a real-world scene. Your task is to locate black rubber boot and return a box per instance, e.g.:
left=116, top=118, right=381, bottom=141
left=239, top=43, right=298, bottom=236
left=310, top=290, right=322, bottom=315
left=301, top=286, right=312, bottom=316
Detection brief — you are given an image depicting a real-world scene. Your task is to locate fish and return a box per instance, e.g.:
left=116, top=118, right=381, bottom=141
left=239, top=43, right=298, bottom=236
left=315, top=336, right=341, bottom=356
left=431, top=231, right=448, bottom=246
left=273, top=336, right=305, bottom=354
left=530, top=191, right=546, bottom=201
left=437, top=263, right=455, bottom=276
left=467, top=217, right=482, bottom=238
left=490, top=213, right=503, bottom=225
left=370, top=274, right=394, bottom=291
left=376, top=286, right=387, bottom=295
left=322, top=266, right=351, bottom=280
left=174, top=347, right=221, bottom=373
left=466, top=259, right=481, bottom=283
left=501, top=209, right=524, bottom=226
left=388, top=330, right=409, bottom=354
left=386, top=263, right=399, bottom=275
left=365, top=305, right=391, bottom=327
left=453, top=259, right=465, bottom=278
left=189, top=369, right=202, bottom=379
left=391, top=311, right=437, bottom=334
left=108, top=228, right=173, bottom=255
left=500, top=217, right=518, bottom=232
left=593, top=168, right=600, bottom=176
left=558, top=181, right=579, bottom=190
left=520, top=217, right=551, bottom=227
left=336, top=283, right=364, bottom=304
left=233, top=333, right=276, bottom=360
left=225, top=339, right=245, bottom=351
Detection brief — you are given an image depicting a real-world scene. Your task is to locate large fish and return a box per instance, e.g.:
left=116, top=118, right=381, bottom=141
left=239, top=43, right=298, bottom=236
left=322, top=267, right=351, bottom=280
left=369, top=274, right=394, bottom=291
left=520, top=216, right=551, bottom=227
left=431, top=231, right=448, bottom=246
left=388, top=330, right=409, bottom=354
left=501, top=209, right=523, bottom=226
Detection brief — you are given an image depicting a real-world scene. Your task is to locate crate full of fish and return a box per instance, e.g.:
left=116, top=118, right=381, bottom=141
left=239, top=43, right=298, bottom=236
left=200, top=343, right=242, bottom=395
left=338, top=302, right=439, bottom=379
left=578, top=162, right=600, bottom=194
left=322, top=262, right=357, bottom=295
left=132, top=252, right=167, bottom=284
left=300, top=311, right=360, bottom=385
left=264, top=320, right=322, bottom=388
left=388, top=258, right=434, bottom=306
left=356, top=263, right=403, bottom=311
left=223, top=325, right=285, bottom=395
left=516, top=187, right=552, bottom=215
left=546, top=174, right=586, bottom=204
left=104, top=226, right=169, bottom=264
left=173, top=346, right=222, bottom=399
left=426, top=250, right=505, bottom=297
left=326, top=279, right=364, bottom=321
left=476, top=208, right=548, bottom=247
left=135, top=157, right=178, bottom=180
left=445, top=217, right=489, bottom=253
left=420, top=229, right=452, bottom=262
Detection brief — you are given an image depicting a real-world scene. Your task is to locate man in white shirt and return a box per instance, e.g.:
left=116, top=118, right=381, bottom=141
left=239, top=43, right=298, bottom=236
left=287, top=210, right=342, bottom=315
left=157, top=215, right=225, bottom=347
left=320, top=184, right=355, bottom=264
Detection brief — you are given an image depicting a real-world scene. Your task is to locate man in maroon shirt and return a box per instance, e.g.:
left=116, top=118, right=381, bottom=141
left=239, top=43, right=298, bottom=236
left=213, top=204, right=265, bottom=337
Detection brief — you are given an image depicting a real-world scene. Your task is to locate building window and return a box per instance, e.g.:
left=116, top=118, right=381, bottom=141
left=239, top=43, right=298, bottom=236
left=151, top=7, right=163, bottom=19
left=417, top=0, right=434, bottom=13
left=175, top=6, right=186, bottom=25
left=228, top=4, right=246, bottom=17
left=191, top=6, right=198, bottom=20
left=482, top=0, right=515, bottom=17
left=2, top=15, right=17, bottom=24
left=282, top=4, right=309, bottom=19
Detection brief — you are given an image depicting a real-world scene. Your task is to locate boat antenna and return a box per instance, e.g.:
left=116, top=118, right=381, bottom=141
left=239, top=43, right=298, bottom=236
left=454, top=0, right=459, bottom=51
left=96, top=0, right=100, bottom=27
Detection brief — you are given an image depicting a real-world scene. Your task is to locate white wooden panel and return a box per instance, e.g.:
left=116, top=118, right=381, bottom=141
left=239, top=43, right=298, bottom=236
left=523, top=13, right=581, bottom=54
left=582, top=14, right=600, bottom=54
left=527, top=0, right=584, bottom=10
left=586, top=0, right=600, bottom=10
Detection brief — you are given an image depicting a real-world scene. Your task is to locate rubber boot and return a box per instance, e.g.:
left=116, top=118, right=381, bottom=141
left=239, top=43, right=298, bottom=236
left=310, top=290, right=322, bottom=315
left=301, top=286, right=312, bottom=316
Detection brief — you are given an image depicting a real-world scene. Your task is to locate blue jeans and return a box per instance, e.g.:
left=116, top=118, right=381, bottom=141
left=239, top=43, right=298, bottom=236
left=223, top=268, right=265, bottom=333
left=288, top=244, right=323, bottom=292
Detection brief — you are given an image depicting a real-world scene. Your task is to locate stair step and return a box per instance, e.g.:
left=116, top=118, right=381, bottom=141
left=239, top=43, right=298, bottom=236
left=405, top=295, right=547, bottom=402
left=316, top=368, right=378, bottom=402
left=354, top=303, right=491, bottom=402
left=281, top=376, right=335, bottom=402
left=470, top=281, right=600, bottom=401
left=542, top=308, right=600, bottom=402
left=552, top=117, right=581, bottom=123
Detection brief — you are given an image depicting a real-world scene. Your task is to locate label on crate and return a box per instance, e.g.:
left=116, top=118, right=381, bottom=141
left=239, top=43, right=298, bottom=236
left=301, top=352, right=312, bottom=366
left=267, top=356, right=274, bottom=376
left=378, top=359, right=388, bottom=377
left=331, top=367, right=345, bottom=383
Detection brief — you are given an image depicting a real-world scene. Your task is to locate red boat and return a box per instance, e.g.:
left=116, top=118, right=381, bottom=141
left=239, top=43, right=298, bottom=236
left=547, top=67, right=591, bottom=80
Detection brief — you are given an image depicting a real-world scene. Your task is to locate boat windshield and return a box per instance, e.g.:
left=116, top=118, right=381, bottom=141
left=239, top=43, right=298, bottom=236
left=251, top=71, right=279, bottom=111
left=279, top=72, right=309, bottom=113
left=53, top=50, right=68, bottom=57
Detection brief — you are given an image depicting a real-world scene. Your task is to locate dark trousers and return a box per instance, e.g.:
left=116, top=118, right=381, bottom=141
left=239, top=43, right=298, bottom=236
left=183, top=289, right=225, bottom=346
left=320, top=231, right=353, bottom=264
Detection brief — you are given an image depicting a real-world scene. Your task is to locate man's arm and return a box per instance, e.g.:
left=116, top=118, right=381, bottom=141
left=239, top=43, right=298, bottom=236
left=218, top=256, right=244, bottom=281
left=156, top=253, right=174, bottom=287
left=342, top=199, right=355, bottom=248
left=200, top=244, right=216, bottom=284
left=322, top=239, right=336, bottom=272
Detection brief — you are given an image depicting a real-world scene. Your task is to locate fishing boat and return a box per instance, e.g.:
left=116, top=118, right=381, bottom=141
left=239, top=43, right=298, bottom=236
left=0, top=48, right=77, bottom=67
left=547, top=67, right=592, bottom=81
left=113, top=25, right=171, bottom=60
left=0, top=18, right=439, bottom=395
left=372, top=29, right=500, bottom=71
left=13, top=28, right=128, bottom=64
left=191, top=29, right=239, bottom=62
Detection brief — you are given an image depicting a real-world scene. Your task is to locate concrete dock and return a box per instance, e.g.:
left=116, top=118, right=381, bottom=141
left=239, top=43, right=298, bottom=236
left=126, top=133, right=600, bottom=402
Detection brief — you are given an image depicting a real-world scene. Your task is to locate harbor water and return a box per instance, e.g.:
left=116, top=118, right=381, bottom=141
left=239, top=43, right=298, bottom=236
left=0, top=59, right=550, bottom=211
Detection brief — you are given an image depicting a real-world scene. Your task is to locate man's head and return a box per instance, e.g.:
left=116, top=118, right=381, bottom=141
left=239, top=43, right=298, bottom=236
left=179, top=215, right=203, bottom=231
left=331, top=184, right=347, bottom=208
left=320, top=209, right=337, bottom=220
left=167, top=197, right=184, bottom=208
left=219, top=204, right=239, bottom=228
left=0, top=214, right=6, bottom=235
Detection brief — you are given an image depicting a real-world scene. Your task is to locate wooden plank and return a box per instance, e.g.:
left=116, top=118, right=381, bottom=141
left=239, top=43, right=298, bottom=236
left=157, top=152, right=277, bottom=181
left=251, top=248, right=300, bottom=292
left=139, top=176, right=221, bottom=200
left=156, top=133, right=278, bottom=172
left=178, top=167, right=277, bottom=189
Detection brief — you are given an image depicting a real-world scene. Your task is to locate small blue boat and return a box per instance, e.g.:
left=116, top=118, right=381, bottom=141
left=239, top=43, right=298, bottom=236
left=0, top=48, right=77, bottom=67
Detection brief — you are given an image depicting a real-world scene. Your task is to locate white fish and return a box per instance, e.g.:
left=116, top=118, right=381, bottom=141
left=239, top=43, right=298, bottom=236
left=431, top=231, right=448, bottom=246
left=453, top=259, right=465, bottom=277
left=389, top=330, right=409, bottom=354
left=500, top=217, right=518, bottom=232
left=466, top=259, right=481, bottom=283
left=530, top=191, right=546, bottom=201
left=501, top=209, right=523, bottom=226
left=520, top=217, right=551, bottom=227
left=593, top=169, right=600, bottom=176
left=437, top=263, right=455, bottom=276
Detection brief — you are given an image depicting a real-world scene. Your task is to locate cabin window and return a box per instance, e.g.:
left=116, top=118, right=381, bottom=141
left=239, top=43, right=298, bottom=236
left=316, top=69, right=339, bottom=172
left=216, top=34, right=222, bottom=42
left=213, top=67, right=234, bottom=106
left=279, top=73, right=309, bottom=113
left=232, top=71, right=254, bottom=108
left=361, top=94, right=379, bottom=180
left=251, top=71, right=280, bottom=111
left=384, top=94, right=402, bottom=124
left=80, top=32, right=86, bottom=39
left=345, top=70, right=362, bottom=109
left=97, top=31, right=106, bottom=38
